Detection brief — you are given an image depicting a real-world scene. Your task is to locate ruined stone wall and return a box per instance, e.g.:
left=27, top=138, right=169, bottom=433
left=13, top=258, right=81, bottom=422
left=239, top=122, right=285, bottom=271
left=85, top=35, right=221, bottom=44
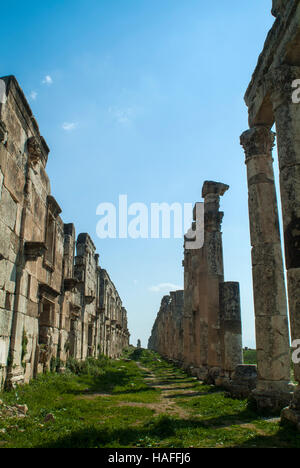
left=0, top=76, right=130, bottom=390
left=148, top=290, right=184, bottom=363
left=99, top=269, right=130, bottom=359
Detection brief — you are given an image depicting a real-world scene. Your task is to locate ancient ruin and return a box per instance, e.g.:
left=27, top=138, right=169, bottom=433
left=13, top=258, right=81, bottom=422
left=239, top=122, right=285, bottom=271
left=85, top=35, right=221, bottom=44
left=1, top=1, right=300, bottom=437
left=149, top=181, right=246, bottom=389
left=0, top=76, right=130, bottom=390
left=148, top=290, right=184, bottom=364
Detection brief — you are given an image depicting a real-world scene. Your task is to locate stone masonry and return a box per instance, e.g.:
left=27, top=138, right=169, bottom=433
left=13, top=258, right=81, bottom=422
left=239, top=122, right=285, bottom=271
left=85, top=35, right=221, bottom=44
left=148, top=181, right=245, bottom=388
left=242, top=0, right=300, bottom=414
left=0, top=76, right=130, bottom=390
left=148, top=291, right=184, bottom=364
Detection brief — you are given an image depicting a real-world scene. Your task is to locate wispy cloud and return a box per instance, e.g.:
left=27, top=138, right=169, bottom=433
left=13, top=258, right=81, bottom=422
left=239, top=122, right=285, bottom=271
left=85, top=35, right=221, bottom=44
left=29, top=91, right=37, bottom=101
left=42, top=75, right=53, bottom=85
left=109, top=106, right=136, bottom=125
left=149, top=283, right=183, bottom=293
left=62, top=122, right=78, bottom=132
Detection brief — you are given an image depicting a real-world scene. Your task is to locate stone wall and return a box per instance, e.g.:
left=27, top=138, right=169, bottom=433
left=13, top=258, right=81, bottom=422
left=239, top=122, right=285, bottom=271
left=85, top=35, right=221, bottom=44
left=148, top=181, right=244, bottom=386
left=0, top=76, right=130, bottom=390
left=148, top=291, right=184, bottom=363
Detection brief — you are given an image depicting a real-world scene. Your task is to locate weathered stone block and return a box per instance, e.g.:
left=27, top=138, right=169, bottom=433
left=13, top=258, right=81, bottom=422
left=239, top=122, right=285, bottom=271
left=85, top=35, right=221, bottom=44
left=0, top=187, right=17, bottom=231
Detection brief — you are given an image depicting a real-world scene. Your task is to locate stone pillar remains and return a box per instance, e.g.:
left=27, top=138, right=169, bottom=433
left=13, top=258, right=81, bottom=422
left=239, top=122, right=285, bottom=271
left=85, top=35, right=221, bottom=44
left=202, top=181, right=228, bottom=377
left=182, top=181, right=231, bottom=381
left=219, top=282, right=243, bottom=379
left=266, top=65, right=300, bottom=424
left=150, top=181, right=244, bottom=386
left=243, top=0, right=300, bottom=418
left=240, top=126, right=293, bottom=411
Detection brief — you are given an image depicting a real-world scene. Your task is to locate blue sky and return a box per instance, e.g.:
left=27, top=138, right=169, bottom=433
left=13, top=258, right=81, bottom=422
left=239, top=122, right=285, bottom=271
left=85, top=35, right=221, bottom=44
left=1, top=0, right=278, bottom=348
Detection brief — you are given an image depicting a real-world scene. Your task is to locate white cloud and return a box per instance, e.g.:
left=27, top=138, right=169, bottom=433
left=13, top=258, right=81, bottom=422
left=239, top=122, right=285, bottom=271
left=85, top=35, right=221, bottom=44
left=42, top=75, right=53, bottom=85
left=29, top=91, right=37, bottom=101
left=62, top=122, right=78, bottom=131
left=149, top=283, right=183, bottom=293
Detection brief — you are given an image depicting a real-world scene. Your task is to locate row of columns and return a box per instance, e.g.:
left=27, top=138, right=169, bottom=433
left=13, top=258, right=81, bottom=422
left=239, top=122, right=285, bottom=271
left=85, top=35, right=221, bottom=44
left=181, top=181, right=243, bottom=383
left=240, top=65, right=300, bottom=413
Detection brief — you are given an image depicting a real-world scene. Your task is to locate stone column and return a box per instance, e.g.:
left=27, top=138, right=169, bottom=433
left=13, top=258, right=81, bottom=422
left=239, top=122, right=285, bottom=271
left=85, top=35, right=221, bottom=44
left=240, top=126, right=293, bottom=411
left=182, top=247, right=196, bottom=371
left=202, top=181, right=228, bottom=376
left=267, top=65, right=300, bottom=423
left=219, top=282, right=243, bottom=378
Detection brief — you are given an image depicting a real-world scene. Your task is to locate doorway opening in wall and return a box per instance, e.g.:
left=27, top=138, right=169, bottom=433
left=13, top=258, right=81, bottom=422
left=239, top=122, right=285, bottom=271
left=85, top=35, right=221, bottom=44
left=38, top=299, right=54, bottom=345
left=70, top=318, right=76, bottom=357
left=88, top=324, right=94, bottom=356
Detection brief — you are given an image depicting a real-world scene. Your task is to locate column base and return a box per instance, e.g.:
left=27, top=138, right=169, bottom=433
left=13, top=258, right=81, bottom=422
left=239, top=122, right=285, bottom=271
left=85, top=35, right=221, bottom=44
left=281, top=385, right=300, bottom=430
left=251, top=381, right=295, bottom=412
left=188, top=366, right=198, bottom=377
left=190, top=366, right=209, bottom=381
left=219, top=365, right=257, bottom=398
left=281, top=407, right=300, bottom=430
left=204, top=367, right=221, bottom=385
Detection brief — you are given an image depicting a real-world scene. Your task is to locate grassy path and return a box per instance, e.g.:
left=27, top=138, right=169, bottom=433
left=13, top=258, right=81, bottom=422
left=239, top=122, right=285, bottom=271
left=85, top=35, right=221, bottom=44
left=0, top=349, right=299, bottom=448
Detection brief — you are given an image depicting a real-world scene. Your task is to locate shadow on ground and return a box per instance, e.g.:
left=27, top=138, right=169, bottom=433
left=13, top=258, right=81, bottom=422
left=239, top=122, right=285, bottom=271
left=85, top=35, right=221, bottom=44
left=32, top=414, right=300, bottom=449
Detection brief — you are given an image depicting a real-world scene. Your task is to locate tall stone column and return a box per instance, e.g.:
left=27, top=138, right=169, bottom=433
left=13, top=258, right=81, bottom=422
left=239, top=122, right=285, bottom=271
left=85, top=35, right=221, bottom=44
left=182, top=247, right=196, bottom=371
left=202, top=181, right=228, bottom=375
left=240, top=126, right=293, bottom=411
left=267, top=65, right=300, bottom=423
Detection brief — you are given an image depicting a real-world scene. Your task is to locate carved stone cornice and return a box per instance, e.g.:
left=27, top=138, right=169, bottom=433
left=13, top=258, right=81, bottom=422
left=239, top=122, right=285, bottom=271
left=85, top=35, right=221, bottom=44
left=24, top=242, right=47, bottom=261
left=85, top=295, right=95, bottom=305
left=27, top=136, right=42, bottom=166
left=47, top=195, right=62, bottom=218
left=64, top=278, right=78, bottom=292
left=240, top=126, right=276, bottom=160
left=38, top=282, right=60, bottom=299
left=70, top=304, right=81, bottom=319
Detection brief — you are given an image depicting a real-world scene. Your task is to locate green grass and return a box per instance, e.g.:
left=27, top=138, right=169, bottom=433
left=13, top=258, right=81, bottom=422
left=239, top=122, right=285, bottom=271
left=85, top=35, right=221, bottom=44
left=0, top=349, right=299, bottom=448
left=243, top=348, right=257, bottom=364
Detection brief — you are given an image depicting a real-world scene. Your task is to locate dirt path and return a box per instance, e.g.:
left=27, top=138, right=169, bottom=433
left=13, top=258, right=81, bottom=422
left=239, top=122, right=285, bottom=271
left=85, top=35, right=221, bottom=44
left=116, top=362, right=195, bottom=419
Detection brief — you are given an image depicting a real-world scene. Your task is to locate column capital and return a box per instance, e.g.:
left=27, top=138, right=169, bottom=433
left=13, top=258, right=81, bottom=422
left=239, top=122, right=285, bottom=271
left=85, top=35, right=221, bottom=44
left=240, top=126, right=275, bottom=160
left=202, top=181, right=229, bottom=199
